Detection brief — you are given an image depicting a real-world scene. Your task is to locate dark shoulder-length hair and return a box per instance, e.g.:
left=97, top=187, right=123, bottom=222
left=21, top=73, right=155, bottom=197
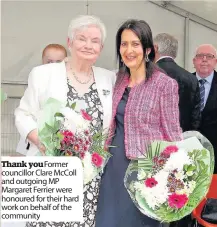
left=116, top=19, right=159, bottom=80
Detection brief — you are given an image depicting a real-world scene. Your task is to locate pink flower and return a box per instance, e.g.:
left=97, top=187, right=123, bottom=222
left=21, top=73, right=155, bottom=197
left=78, top=138, right=83, bottom=144
left=81, top=109, right=92, bottom=121
left=162, top=145, right=179, bottom=157
left=168, top=193, right=188, bottom=209
left=80, top=152, right=85, bottom=159
left=145, top=177, right=158, bottom=188
left=70, top=137, right=75, bottom=143
left=153, top=156, right=158, bottom=163
left=61, top=130, right=74, bottom=146
left=92, top=153, right=103, bottom=167
left=62, top=137, right=72, bottom=146
left=83, top=146, right=88, bottom=151
left=62, top=130, right=74, bottom=137
left=84, top=130, right=89, bottom=136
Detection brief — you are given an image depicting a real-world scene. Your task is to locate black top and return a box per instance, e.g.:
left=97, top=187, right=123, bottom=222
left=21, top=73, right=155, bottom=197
left=96, top=88, right=162, bottom=227
left=157, top=57, right=201, bottom=132
left=193, top=70, right=217, bottom=173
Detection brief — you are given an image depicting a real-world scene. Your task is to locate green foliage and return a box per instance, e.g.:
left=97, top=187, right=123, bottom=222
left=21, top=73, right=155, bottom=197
left=65, top=101, right=76, bottom=110
left=71, top=102, right=76, bottom=110
left=90, top=128, right=112, bottom=160
left=54, top=112, right=64, bottom=118
left=39, top=119, right=62, bottom=156
left=126, top=143, right=163, bottom=180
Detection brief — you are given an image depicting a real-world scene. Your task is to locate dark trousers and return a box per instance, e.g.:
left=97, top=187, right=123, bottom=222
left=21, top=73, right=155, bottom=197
left=169, top=215, right=192, bottom=227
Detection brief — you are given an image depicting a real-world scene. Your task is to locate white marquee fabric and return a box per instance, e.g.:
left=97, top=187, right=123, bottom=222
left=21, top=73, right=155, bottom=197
left=2, top=1, right=216, bottom=84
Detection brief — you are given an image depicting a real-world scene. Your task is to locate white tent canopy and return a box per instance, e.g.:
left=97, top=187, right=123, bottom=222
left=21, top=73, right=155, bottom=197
left=2, top=0, right=217, bottom=85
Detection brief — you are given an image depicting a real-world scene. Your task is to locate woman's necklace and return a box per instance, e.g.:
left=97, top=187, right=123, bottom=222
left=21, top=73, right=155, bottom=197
left=72, top=71, right=93, bottom=84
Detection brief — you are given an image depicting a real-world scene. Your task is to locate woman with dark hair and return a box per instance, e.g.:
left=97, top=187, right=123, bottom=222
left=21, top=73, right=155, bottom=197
left=95, top=19, right=183, bottom=227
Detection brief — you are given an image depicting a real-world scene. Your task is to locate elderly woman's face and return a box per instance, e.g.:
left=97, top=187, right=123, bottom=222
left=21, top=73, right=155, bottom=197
left=70, top=26, right=103, bottom=63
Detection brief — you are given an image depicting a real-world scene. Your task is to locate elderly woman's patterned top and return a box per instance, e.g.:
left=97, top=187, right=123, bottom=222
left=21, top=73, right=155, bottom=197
left=26, top=80, right=103, bottom=227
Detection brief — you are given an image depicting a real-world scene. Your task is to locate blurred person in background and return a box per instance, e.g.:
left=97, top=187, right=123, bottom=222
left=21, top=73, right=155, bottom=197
left=193, top=44, right=217, bottom=174
left=16, top=43, right=68, bottom=156
left=42, top=43, right=67, bottom=64
left=154, top=33, right=201, bottom=132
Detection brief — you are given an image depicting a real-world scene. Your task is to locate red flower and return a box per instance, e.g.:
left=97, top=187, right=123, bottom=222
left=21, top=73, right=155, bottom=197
left=61, top=130, right=74, bottom=146
left=63, top=137, right=69, bottom=142
left=84, top=130, right=89, bottom=136
left=162, top=145, right=179, bottom=157
left=67, top=131, right=73, bottom=137
left=83, top=146, right=88, bottom=151
left=168, top=193, right=188, bottom=209
left=173, top=169, right=178, bottom=174
left=80, top=152, right=85, bottom=159
left=70, top=137, right=75, bottom=143
left=62, top=137, right=71, bottom=146
left=145, top=177, right=158, bottom=188
left=92, top=153, right=103, bottom=167
left=81, top=109, right=92, bottom=121
left=153, top=156, right=158, bottom=163
left=158, top=159, right=166, bottom=166
left=62, top=130, right=73, bottom=137
left=78, top=138, right=83, bottom=144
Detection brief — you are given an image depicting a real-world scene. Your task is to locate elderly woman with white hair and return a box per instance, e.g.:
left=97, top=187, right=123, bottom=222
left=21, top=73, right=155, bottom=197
left=15, top=15, right=116, bottom=227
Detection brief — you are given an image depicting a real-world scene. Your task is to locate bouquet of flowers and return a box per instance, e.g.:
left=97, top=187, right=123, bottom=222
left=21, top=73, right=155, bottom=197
left=38, top=98, right=111, bottom=185
left=124, top=131, right=214, bottom=222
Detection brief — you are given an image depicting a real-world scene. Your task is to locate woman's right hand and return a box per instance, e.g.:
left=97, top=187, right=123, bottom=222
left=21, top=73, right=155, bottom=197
left=27, top=129, right=46, bottom=155
left=36, top=142, right=46, bottom=155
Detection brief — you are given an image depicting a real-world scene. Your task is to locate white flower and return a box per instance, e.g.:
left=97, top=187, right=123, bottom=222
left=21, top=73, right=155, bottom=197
left=164, top=148, right=192, bottom=171
left=136, top=170, right=169, bottom=209
left=59, top=107, right=90, bottom=132
left=82, top=152, right=96, bottom=184
left=134, top=181, right=144, bottom=192
left=177, top=180, right=196, bottom=196
left=175, top=171, right=185, bottom=180
left=140, top=184, right=168, bottom=209
left=62, top=118, right=76, bottom=133
left=137, top=170, right=147, bottom=180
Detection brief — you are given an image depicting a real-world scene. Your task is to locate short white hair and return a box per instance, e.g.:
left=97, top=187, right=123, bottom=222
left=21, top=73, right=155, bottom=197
left=195, top=44, right=217, bottom=57
left=68, top=15, right=106, bottom=44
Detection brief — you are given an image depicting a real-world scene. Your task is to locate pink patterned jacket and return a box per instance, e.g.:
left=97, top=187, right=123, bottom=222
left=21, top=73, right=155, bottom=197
left=107, top=70, right=183, bottom=158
